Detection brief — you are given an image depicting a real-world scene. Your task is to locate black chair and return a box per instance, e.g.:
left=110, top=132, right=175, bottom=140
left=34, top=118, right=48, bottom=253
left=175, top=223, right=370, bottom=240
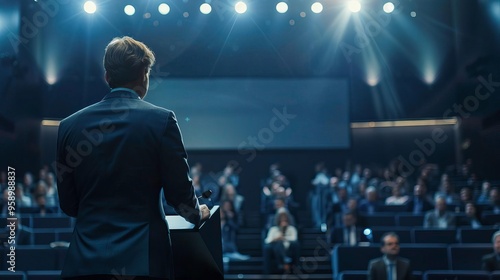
left=399, top=244, right=450, bottom=271
left=332, top=245, right=380, bottom=279
left=33, top=230, right=57, bottom=245
left=338, top=270, right=367, bottom=280
left=423, top=270, right=490, bottom=280
left=482, top=212, right=500, bottom=226
left=16, top=246, right=59, bottom=271
left=370, top=227, right=413, bottom=244
left=459, top=226, right=498, bottom=243
left=32, top=216, right=72, bottom=229
left=448, top=244, right=492, bottom=270
left=412, top=228, right=458, bottom=244
left=362, top=214, right=397, bottom=227
left=26, top=271, right=61, bottom=280
left=0, top=271, right=25, bottom=280
left=397, top=214, right=424, bottom=227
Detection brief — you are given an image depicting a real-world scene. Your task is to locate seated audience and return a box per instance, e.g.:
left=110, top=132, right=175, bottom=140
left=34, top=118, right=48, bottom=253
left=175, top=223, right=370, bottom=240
left=368, top=232, right=412, bottom=280
left=482, top=230, right=500, bottom=272
left=458, top=202, right=483, bottom=228
left=221, top=183, right=245, bottom=225
left=220, top=200, right=250, bottom=261
left=359, top=186, right=380, bottom=215
left=328, top=211, right=366, bottom=246
left=385, top=185, right=409, bottom=205
left=476, top=181, right=492, bottom=205
left=406, top=184, right=434, bottom=214
left=434, top=177, right=460, bottom=205
left=264, top=212, right=300, bottom=274
left=484, top=188, right=500, bottom=214
left=424, top=196, right=456, bottom=228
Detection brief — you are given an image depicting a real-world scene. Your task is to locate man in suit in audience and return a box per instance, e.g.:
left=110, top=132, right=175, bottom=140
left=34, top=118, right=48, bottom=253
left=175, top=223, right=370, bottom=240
left=328, top=211, right=366, bottom=246
left=406, top=184, right=433, bottom=215
left=368, top=232, right=412, bottom=280
left=424, top=196, right=456, bottom=228
left=482, top=230, right=500, bottom=271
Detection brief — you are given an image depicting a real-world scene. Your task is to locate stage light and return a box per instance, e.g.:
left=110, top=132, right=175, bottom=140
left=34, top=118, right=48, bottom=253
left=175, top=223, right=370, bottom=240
left=311, top=2, right=323, bottom=14
left=410, top=11, right=417, bottom=17
left=347, top=0, right=361, bottom=13
left=83, top=1, right=97, bottom=14
left=200, top=3, right=212, bottom=14
left=235, top=2, right=247, bottom=14
left=158, top=3, right=170, bottom=15
left=276, top=2, right=288, bottom=14
left=383, top=2, right=394, bottom=13
left=124, top=5, right=135, bottom=16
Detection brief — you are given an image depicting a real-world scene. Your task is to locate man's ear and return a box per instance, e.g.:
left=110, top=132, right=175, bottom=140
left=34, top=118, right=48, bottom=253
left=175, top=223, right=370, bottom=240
left=104, top=71, right=111, bottom=84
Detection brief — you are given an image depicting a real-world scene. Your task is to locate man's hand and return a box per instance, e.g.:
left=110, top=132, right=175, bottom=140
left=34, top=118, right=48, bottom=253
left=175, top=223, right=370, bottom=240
left=200, top=204, right=210, bottom=221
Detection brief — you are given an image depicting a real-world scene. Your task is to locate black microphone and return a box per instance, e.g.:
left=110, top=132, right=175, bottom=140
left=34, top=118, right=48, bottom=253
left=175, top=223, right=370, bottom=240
left=198, top=190, right=212, bottom=199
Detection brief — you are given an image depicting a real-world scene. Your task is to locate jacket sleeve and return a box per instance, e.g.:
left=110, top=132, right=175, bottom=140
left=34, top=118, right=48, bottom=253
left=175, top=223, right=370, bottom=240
left=55, top=121, right=79, bottom=217
left=160, top=111, right=201, bottom=226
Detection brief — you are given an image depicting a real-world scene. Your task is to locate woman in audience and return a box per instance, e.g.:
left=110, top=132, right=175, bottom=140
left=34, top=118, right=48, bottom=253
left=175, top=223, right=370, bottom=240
left=385, top=185, right=409, bottom=205
left=264, top=211, right=300, bottom=274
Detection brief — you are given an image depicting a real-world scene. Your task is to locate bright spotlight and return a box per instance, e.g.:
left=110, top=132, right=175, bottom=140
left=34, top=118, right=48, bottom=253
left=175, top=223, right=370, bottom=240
left=200, top=3, right=212, bottom=14
left=235, top=1, right=247, bottom=14
left=383, top=2, right=394, bottom=13
left=347, top=0, right=361, bottom=13
left=83, top=1, right=97, bottom=14
left=124, top=5, right=135, bottom=16
left=158, top=3, right=170, bottom=15
left=276, top=2, right=288, bottom=14
left=410, top=11, right=417, bottom=17
left=311, top=2, right=323, bottom=14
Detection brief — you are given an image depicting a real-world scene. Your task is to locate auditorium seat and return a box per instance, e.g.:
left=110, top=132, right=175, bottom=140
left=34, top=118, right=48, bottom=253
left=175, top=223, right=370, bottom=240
left=0, top=271, right=25, bottom=279
left=412, top=228, right=458, bottom=244
left=370, top=227, right=412, bottom=244
left=32, top=216, right=72, bottom=229
left=362, top=214, right=397, bottom=227
left=396, top=213, right=424, bottom=227
left=16, top=246, right=59, bottom=271
left=337, top=270, right=366, bottom=280
left=482, top=212, right=500, bottom=225
left=423, top=270, right=490, bottom=280
left=55, top=229, right=73, bottom=242
left=33, top=230, right=57, bottom=245
left=332, top=245, right=380, bottom=278
left=459, top=226, right=497, bottom=243
left=399, top=244, right=450, bottom=271
left=449, top=244, right=492, bottom=270
left=491, top=271, right=500, bottom=280
left=26, top=270, right=61, bottom=280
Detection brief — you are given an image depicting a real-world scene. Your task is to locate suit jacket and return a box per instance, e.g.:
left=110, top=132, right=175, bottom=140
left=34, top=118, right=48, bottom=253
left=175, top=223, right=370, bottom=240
left=406, top=196, right=434, bottom=214
left=423, top=210, right=456, bottom=228
left=329, top=226, right=367, bottom=245
left=368, top=257, right=412, bottom=280
left=482, top=252, right=500, bottom=272
left=56, top=89, right=201, bottom=279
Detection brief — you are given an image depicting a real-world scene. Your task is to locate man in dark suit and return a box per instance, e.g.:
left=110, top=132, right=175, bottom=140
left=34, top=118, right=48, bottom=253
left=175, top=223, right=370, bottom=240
left=328, top=211, right=367, bottom=246
left=406, top=184, right=434, bottom=214
left=482, top=230, right=500, bottom=271
left=368, top=232, right=412, bottom=280
left=55, top=36, right=210, bottom=280
left=424, top=196, right=456, bottom=228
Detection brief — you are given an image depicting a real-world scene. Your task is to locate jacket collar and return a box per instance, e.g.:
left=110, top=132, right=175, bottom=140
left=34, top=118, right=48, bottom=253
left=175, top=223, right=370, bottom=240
left=102, top=88, right=141, bottom=100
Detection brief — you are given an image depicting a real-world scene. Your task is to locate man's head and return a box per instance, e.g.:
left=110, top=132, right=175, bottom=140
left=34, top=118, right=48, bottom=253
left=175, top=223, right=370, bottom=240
left=103, top=36, right=155, bottom=98
left=435, top=196, right=447, bottom=213
left=414, top=184, right=425, bottom=197
left=381, top=232, right=400, bottom=258
left=492, top=230, right=500, bottom=254
left=342, top=211, right=357, bottom=227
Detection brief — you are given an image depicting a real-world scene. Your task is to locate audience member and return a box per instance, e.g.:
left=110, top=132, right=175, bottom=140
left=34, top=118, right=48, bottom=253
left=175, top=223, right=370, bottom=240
left=368, top=232, right=412, bottom=280
left=482, top=230, right=500, bottom=272
left=359, top=186, right=380, bottom=215
left=311, top=162, right=330, bottom=228
left=476, top=181, right=492, bottom=204
left=434, top=177, right=460, bottom=205
left=458, top=202, right=483, bottom=228
left=424, top=196, right=456, bottom=228
left=264, top=212, right=300, bottom=274
left=385, top=185, right=409, bottom=205
left=406, top=184, right=434, bottom=215
left=220, top=200, right=249, bottom=261
left=221, top=183, right=245, bottom=226
left=484, top=188, right=500, bottom=214
left=328, top=211, right=366, bottom=246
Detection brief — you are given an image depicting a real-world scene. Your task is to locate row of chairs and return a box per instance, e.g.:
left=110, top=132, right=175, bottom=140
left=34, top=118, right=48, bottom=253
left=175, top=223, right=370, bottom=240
left=332, top=244, right=493, bottom=278
left=366, top=226, right=498, bottom=244
left=0, top=271, right=61, bottom=280
left=358, top=212, right=500, bottom=227
left=0, top=246, right=67, bottom=271
left=339, top=270, right=500, bottom=280
left=0, top=215, right=74, bottom=229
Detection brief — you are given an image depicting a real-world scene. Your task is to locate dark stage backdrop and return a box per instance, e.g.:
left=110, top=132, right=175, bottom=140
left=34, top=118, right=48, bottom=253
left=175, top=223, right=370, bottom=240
left=144, top=78, right=350, bottom=150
